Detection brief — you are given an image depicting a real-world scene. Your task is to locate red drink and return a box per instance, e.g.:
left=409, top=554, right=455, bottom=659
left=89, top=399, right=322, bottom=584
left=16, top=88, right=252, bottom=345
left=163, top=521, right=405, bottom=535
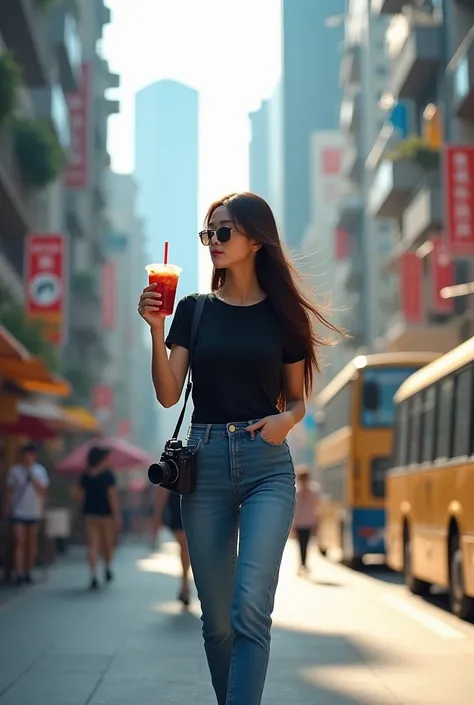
left=145, top=264, right=182, bottom=316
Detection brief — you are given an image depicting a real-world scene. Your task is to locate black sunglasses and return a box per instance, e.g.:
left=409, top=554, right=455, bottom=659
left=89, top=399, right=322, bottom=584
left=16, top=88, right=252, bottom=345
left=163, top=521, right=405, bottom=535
left=199, top=226, right=233, bottom=246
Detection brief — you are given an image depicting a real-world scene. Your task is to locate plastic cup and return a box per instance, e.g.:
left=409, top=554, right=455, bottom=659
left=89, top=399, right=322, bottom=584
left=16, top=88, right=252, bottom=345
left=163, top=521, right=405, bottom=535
left=145, top=263, right=182, bottom=316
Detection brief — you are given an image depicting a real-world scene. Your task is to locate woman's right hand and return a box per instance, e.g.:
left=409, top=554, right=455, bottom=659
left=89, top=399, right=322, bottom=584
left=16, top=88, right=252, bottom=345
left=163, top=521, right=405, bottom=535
left=138, top=284, right=164, bottom=329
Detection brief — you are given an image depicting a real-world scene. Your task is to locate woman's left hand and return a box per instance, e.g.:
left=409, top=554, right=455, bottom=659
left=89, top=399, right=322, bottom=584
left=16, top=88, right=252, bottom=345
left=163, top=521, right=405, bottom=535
left=246, top=412, right=294, bottom=445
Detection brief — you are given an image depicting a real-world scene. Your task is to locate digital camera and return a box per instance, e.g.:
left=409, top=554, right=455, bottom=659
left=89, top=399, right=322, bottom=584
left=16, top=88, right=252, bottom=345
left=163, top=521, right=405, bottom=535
left=148, top=439, right=198, bottom=495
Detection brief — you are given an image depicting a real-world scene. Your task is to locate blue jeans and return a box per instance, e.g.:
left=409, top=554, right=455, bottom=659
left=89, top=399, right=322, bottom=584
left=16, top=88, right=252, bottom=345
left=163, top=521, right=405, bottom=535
left=181, top=421, right=296, bottom=705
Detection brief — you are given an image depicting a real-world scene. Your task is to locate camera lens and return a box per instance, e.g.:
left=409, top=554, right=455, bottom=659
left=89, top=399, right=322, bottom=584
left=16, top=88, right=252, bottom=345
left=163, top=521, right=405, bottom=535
left=148, top=459, right=178, bottom=486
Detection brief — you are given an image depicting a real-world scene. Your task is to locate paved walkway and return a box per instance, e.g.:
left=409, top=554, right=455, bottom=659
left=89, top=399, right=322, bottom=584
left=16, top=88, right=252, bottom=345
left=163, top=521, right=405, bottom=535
left=1, top=534, right=474, bottom=704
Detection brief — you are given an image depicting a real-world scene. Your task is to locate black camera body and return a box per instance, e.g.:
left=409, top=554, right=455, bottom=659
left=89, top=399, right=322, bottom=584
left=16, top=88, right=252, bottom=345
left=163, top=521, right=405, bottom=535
left=148, top=438, right=198, bottom=495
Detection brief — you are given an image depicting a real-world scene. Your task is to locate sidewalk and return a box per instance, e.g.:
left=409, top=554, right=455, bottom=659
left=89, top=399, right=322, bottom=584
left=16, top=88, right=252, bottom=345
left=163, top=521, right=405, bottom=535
left=0, top=536, right=410, bottom=705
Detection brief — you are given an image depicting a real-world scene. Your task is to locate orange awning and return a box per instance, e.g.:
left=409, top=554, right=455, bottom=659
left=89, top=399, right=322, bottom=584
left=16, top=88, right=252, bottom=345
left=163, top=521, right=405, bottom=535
left=62, top=407, right=102, bottom=433
left=0, top=326, right=71, bottom=397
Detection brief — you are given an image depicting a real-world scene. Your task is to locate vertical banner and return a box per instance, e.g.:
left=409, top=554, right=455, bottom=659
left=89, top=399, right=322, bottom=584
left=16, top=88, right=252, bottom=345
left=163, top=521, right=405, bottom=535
left=444, top=144, right=474, bottom=256
left=400, top=252, right=423, bottom=324
left=320, top=146, right=343, bottom=203
left=101, top=261, right=116, bottom=330
left=430, top=236, right=454, bottom=314
left=25, top=233, right=67, bottom=345
left=65, top=63, right=90, bottom=189
left=92, top=384, right=113, bottom=424
left=118, top=418, right=131, bottom=438
left=335, top=228, right=350, bottom=260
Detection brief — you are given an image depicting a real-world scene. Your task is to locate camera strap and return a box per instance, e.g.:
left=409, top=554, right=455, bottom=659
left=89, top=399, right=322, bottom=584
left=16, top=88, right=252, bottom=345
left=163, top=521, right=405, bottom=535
left=171, top=294, right=207, bottom=439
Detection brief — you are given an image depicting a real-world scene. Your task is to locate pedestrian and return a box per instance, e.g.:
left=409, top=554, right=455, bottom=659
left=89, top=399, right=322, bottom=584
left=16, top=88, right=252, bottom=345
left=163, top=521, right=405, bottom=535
left=153, top=487, right=191, bottom=607
left=137, top=191, right=340, bottom=705
left=76, top=446, right=122, bottom=590
left=4, top=443, right=49, bottom=585
left=292, top=464, right=321, bottom=575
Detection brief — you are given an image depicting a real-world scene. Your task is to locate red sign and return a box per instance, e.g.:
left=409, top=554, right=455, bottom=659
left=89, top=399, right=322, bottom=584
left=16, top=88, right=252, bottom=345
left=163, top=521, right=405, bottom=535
left=400, top=252, right=423, bottom=324
left=335, top=228, right=350, bottom=260
left=65, top=63, right=90, bottom=189
left=25, top=234, right=67, bottom=344
left=101, top=261, right=116, bottom=329
left=322, top=148, right=342, bottom=175
left=92, top=384, right=113, bottom=423
left=118, top=419, right=131, bottom=438
left=430, top=236, right=454, bottom=314
left=445, top=144, right=474, bottom=256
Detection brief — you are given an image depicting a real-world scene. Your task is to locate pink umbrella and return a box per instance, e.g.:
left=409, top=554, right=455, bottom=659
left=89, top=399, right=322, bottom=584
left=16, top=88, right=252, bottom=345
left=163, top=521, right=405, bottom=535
left=55, top=436, right=153, bottom=473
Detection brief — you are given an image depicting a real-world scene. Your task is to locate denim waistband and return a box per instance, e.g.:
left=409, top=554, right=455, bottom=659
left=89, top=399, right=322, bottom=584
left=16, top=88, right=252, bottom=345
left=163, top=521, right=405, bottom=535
left=188, top=420, right=260, bottom=441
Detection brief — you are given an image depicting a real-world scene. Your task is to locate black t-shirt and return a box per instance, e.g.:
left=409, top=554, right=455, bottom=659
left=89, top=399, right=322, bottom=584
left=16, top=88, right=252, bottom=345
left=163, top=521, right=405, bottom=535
left=80, top=469, right=116, bottom=516
left=165, top=293, right=306, bottom=423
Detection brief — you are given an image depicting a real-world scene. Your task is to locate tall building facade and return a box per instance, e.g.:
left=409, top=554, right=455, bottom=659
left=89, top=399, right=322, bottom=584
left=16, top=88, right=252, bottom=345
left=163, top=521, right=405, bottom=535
left=249, top=100, right=270, bottom=202
left=134, top=80, right=199, bottom=450
left=0, top=0, right=118, bottom=412
left=63, top=0, right=120, bottom=410
left=336, top=0, right=398, bottom=359
left=366, top=0, right=474, bottom=351
left=280, top=0, right=346, bottom=248
left=105, top=173, right=157, bottom=454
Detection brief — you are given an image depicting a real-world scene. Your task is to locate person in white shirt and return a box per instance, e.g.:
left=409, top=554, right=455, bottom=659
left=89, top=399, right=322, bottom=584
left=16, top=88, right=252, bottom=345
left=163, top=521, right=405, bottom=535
left=4, top=443, right=50, bottom=585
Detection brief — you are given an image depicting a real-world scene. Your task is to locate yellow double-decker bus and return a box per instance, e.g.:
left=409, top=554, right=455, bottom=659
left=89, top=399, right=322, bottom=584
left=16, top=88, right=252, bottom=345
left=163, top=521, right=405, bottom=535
left=316, top=353, right=438, bottom=568
left=386, top=338, right=474, bottom=620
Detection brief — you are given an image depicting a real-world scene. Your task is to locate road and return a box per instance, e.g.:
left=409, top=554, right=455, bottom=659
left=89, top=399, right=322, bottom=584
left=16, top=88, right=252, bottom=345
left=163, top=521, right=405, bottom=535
left=0, top=536, right=473, bottom=704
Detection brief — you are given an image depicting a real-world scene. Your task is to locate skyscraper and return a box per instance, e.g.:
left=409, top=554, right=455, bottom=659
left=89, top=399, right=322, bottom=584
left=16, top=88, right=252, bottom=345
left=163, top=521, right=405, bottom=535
left=279, top=0, right=345, bottom=248
left=249, top=100, right=270, bottom=203
left=134, top=79, right=199, bottom=450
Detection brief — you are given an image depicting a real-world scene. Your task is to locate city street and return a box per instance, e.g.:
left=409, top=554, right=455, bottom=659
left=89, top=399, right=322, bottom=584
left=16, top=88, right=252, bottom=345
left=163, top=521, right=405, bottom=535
left=1, top=538, right=474, bottom=705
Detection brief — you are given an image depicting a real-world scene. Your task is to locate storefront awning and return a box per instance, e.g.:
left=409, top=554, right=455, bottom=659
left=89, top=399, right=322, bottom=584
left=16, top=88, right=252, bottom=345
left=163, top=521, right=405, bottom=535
left=0, top=325, right=71, bottom=397
left=62, top=407, right=101, bottom=433
left=0, top=400, right=100, bottom=438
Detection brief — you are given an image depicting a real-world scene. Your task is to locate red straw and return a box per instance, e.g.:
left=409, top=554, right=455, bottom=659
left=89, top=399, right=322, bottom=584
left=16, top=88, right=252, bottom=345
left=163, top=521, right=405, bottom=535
left=163, top=241, right=169, bottom=265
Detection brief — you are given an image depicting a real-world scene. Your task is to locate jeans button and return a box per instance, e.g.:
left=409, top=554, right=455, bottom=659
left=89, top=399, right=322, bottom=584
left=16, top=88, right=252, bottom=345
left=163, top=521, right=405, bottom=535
left=228, top=424, right=236, bottom=433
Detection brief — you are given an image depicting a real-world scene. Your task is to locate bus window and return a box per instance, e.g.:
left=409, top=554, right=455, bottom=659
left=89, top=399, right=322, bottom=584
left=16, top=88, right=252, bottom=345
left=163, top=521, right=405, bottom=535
left=436, top=376, right=455, bottom=460
left=421, top=386, right=437, bottom=463
left=395, top=401, right=410, bottom=467
left=453, top=365, right=473, bottom=458
left=361, top=367, right=420, bottom=428
left=371, top=457, right=390, bottom=497
left=409, top=394, right=423, bottom=465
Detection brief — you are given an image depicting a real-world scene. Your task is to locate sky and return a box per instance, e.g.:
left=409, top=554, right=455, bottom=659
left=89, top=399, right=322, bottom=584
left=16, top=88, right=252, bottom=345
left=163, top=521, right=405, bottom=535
left=102, top=0, right=281, bottom=288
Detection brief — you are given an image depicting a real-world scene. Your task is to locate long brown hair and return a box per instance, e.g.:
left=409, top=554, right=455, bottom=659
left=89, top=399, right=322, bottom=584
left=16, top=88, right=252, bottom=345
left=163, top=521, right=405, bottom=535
left=205, top=192, right=343, bottom=401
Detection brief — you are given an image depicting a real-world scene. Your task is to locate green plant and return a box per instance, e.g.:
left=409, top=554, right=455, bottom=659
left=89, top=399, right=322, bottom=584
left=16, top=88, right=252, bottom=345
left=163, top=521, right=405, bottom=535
left=386, top=135, right=440, bottom=172
left=13, top=117, right=65, bottom=189
left=0, top=284, right=61, bottom=372
left=0, top=52, right=22, bottom=127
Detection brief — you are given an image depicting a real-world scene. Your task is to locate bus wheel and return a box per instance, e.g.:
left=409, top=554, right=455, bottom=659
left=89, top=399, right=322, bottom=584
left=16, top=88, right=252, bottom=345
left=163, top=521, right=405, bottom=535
left=403, top=532, right=430, bottom=596
left=449, top=536, right=474, bottom=621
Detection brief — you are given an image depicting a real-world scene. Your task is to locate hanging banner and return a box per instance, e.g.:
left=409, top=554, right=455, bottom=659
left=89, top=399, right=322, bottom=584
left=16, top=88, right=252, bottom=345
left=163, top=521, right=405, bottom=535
left=444, top=144, right=474, bottom=256
left=400, top=252, right=423, bottom=324
left=430, top=236, right=454, bottom=314
left=24, top=233, right=67, bottom=345
left=335, top=228, right=350, bottom=260
left=65, top=62, right=90, bottom=189
left=92, top=384, right=113, bottom=424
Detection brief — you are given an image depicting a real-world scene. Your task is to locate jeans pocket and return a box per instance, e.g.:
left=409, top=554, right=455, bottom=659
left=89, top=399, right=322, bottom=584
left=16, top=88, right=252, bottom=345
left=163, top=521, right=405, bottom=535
left=257, top=431, right=287, bottom=448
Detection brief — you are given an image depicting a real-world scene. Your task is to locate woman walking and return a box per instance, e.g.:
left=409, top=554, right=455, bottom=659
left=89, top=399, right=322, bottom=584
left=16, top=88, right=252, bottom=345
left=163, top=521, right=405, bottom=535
left=138, top=192, right=339, bottom=705
left=292, top=465, right=321, bottom=575
left=76, top=446, right=121, bottom=590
